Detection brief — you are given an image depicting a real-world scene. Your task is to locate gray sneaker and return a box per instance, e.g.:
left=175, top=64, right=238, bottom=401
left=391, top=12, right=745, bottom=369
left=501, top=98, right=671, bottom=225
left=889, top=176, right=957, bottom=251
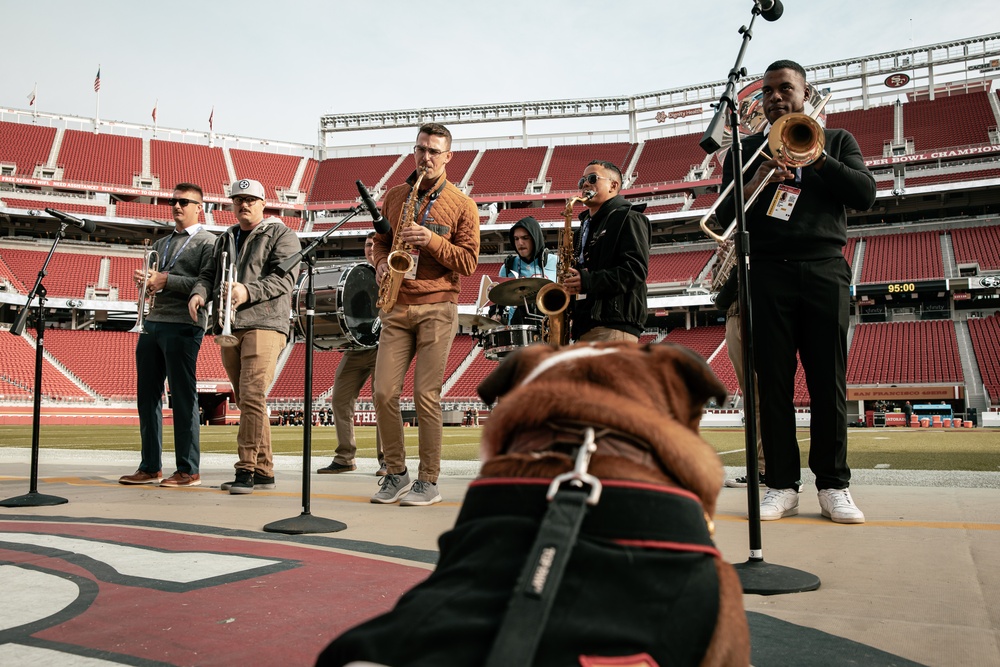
left=370, top=470, right=412, bottom=504
left=400, top=480, right=442, bottom=507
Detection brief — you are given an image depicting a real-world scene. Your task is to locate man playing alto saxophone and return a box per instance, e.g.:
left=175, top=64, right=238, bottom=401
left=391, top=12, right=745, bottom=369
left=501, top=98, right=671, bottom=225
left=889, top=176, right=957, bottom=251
left=370, top=123, right=479, bottom=507
left=120, top=183, right=215, bottom=488
left=562, top=160, right=651, bottom=343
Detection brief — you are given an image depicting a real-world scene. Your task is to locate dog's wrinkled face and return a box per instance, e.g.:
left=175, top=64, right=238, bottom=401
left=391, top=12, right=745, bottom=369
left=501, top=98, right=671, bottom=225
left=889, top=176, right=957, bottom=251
left=477, top=341, right=729, bottom=512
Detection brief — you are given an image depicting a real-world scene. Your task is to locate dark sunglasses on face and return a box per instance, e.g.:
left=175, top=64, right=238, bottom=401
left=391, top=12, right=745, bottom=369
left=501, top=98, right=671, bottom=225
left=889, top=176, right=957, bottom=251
left=167, top=198, right=202, bottom=207
left=577, top=173, right=614, bottom=189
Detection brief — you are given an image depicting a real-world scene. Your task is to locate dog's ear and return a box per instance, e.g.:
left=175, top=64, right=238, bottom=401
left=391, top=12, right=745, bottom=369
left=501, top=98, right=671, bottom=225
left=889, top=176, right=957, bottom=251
left=646, top=342, right=728, bottom=428
left=477, top=347, right=527, bottom=405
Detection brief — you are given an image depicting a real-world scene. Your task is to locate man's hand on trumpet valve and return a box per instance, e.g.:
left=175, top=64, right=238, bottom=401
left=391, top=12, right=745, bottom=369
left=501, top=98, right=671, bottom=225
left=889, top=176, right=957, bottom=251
left=228, top=282, right=249, bottom=309
left=145, top=270, right=168, bottom=295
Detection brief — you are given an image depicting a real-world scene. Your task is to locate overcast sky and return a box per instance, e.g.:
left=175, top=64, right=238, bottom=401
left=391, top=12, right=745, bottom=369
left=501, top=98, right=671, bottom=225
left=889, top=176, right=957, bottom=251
left=3, top=0, right=999, bottom=147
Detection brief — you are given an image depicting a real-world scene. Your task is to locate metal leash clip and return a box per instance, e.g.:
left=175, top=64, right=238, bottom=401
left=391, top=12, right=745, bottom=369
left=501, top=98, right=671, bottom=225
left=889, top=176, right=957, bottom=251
left=546, top=427, right=602, bottom=506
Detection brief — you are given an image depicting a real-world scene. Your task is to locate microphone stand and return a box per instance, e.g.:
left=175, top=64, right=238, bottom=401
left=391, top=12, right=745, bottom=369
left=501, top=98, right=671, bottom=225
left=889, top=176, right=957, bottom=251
left=699, top=2, right=819, bottom=595
left=264, top=207, right=365, bottom=534
left=1, top=222, right=71, bottom=508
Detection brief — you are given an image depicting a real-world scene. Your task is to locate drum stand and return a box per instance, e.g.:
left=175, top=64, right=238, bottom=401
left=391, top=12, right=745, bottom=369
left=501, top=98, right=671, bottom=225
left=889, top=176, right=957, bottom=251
left=1, top=222, right=71, bottom=508
left=265, top=209, right=364, bottom=534
left=699, top=1, right=819, bottom=595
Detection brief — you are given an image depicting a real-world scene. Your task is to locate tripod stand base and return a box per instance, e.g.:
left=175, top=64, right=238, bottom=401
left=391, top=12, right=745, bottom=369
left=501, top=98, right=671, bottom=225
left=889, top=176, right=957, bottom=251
left=0, top=492, right=69, bottom=508
left=734, top=559, right=820, bottom=595
left=263, top=512, right=346, bottom=535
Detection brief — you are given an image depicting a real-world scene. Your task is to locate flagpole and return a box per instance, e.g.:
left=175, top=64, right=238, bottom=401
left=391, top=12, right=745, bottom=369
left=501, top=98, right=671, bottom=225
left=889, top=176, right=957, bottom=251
left=94, top=65, right=101, bottom=134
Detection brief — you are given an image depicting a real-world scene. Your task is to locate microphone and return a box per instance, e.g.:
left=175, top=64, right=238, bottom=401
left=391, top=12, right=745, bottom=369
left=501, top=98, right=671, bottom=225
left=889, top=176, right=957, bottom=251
left=355, top=180, right=390, bottom=234
left=45, top=208, right=97, bottom=233
left=757, top=0, right=783, bottom=21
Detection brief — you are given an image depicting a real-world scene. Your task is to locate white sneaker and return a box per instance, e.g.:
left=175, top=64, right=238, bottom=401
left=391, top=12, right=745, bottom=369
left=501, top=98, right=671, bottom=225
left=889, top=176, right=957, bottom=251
left=758, top=488, right=799, bottom=520
left=818, top=488, right=865, bottom=524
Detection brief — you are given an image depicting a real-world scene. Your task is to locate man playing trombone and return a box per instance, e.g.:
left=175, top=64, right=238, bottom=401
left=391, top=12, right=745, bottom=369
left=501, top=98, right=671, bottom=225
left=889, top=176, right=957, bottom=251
left=717, top=60, right=875, bottom=524
left=120, top=183, right=215, bottom=488
left=188, top=179, right=301, bottom=495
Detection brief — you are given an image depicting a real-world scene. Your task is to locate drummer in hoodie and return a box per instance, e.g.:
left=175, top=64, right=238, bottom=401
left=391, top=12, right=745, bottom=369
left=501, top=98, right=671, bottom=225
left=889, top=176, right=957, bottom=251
left=492, top=215, right=557, bottom=325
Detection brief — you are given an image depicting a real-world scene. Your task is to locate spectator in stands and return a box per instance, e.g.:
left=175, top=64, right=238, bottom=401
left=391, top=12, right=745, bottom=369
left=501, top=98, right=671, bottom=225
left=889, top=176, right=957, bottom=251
left=490, top=216, right=557, bottom=325
left=563, top=160, right=650, bottom=342
left=317, top=232, right=386, bottom=477
left=120, top=183, right=215, bottom=488
left=370, top=123, right=480, bottom=506
left=715, top=267, right=767, bottom=489
left=188, top=178, right=301, bottom=495
left=718, top=60, right=876, bottom=523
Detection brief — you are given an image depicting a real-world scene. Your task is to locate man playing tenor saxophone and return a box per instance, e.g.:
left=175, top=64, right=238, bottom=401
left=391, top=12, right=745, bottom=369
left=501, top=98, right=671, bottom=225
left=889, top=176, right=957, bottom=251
left=563, top=160, right=651, bottom=343
left=370, top=123, right=480, bottom=507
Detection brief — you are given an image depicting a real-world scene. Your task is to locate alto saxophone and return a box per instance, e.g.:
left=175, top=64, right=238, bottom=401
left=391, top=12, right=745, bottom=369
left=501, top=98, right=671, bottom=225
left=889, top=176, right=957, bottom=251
left=376, top=167, right=426, bottom=313
left=536, top=190, right=594, bottom=346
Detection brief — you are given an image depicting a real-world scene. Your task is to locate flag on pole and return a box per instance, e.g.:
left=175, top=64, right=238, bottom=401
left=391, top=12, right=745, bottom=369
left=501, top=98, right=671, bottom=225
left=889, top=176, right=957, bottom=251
left=152, top=100, right=158, bottom=124
left=94, top=67, right=101, bottom=93
left=28, top=84, right=36, bottom=107
left=208, top=106, right=214, bottom=131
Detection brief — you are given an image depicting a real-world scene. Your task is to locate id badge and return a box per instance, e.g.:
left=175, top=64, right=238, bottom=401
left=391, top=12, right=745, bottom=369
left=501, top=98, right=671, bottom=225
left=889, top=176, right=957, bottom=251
left=767, top=184, right=801, bottom=221
left=405, top=250, right=419, bottom=279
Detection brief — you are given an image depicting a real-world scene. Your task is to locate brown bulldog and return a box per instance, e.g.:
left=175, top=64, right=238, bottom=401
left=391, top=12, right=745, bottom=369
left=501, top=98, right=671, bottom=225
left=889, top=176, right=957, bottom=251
left=318, top=341, right=750, bottom=667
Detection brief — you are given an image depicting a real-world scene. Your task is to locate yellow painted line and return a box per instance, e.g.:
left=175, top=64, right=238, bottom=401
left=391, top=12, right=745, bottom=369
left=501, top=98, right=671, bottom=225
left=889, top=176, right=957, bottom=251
left=714, top=513, right=1000, bottom=531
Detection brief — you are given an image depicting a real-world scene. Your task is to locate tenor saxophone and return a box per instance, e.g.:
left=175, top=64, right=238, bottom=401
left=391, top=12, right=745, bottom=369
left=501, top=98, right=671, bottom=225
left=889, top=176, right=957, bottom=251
left=535, top=190, right=594, bottom=346
left=376, top=167, right=426, bottom=313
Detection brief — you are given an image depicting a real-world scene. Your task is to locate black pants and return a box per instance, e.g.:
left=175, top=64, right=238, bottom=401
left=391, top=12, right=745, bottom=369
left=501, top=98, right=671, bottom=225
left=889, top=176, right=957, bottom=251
left=749, top=257, right=850, bottom=491
left=136, top=320, right=205, bottom=474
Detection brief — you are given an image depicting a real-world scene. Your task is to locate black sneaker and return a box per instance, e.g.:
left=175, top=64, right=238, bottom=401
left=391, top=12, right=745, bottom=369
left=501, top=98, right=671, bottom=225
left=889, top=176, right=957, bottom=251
left=317, top=461, right=356, bottom=474
left=221, top=472, right=274, bottom=491
left=724, top=473, right=768, bottom=489
left=227, top=470, right=255, bottom=495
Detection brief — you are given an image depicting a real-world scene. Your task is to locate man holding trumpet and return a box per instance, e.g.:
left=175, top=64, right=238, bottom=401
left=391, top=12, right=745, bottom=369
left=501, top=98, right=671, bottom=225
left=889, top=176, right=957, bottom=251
left=120, top=183, right=215, bottom=488
left=188, top=179, right=301, bottom=495
left=718, top=60, right=875, bottom=523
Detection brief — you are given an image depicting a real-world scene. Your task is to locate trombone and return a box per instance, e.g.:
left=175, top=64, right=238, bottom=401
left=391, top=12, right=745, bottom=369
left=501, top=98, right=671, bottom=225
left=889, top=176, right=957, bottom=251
left=215, top=250, right=239, bottom=347
left=699, top=92, right=832, bottom=244
left=129, top=248, right=159, bottom=334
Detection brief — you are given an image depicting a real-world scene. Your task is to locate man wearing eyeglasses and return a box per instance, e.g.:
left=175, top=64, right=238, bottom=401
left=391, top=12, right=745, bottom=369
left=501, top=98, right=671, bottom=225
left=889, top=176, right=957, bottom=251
left=188, top=178, right=301, bottom=495
left=370, top=123, right=480, bottom=507
left=562, top=160, right=651, bottom=342
left=120, top=183, right=215, bottom=488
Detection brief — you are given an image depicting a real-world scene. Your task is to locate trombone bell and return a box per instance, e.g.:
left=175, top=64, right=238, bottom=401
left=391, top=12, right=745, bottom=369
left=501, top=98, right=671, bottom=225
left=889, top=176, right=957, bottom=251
left=769, top=112, right=826, bottom=168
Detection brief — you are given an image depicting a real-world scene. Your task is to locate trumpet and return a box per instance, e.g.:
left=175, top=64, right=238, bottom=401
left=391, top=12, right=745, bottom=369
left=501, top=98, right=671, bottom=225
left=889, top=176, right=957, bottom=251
left=129, top=248, right=159, bottom=334
left=215, top=250, right=238, bottom=347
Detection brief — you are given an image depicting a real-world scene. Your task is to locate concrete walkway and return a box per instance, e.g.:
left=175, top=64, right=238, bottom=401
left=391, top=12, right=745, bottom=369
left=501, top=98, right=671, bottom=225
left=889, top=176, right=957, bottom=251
left=1, top=449, right=998, bottom=666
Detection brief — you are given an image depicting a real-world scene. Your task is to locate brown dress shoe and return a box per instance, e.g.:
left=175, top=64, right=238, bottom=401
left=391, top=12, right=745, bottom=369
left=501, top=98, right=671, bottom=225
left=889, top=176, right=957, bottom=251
left=160, top=471, right=202, bottom=488
left=119, top=469, right=162, bottom=485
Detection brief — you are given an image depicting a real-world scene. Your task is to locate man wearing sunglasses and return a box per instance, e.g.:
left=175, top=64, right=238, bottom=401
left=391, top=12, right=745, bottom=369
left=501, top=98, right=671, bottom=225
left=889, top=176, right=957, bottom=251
left=188, top=178, right=301, bottom=495
left=120, top=183, right=215, bottom=488
left=370, top=123, right=480, bottom=507
left=562, top=161, right=651, bottom=342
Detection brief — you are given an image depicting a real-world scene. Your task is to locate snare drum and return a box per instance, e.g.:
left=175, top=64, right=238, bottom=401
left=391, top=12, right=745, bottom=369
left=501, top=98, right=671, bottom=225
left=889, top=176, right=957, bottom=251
left=294, top=263, right=379, bottom=349
left=481, top=325, right=542, bottom=361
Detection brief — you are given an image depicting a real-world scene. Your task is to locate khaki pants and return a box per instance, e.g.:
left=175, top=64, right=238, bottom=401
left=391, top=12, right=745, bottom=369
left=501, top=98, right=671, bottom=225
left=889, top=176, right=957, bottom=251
left=221, top=328, right=286, bottom=476
left=374, top=302, right=458, bottom=483
left=726, top=311, right=764, bottom=473
left=577, top=327, right=638, bottom=343
left=332, top=347, right=383, bottom=465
